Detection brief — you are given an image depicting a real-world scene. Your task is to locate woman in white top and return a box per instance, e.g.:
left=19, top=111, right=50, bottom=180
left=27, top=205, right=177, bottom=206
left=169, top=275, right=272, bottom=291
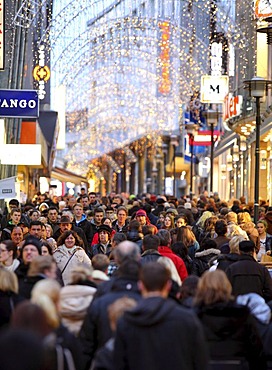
left=53, top=230, right=91, bottom=285
left=0, top=240, right=20, bottom=271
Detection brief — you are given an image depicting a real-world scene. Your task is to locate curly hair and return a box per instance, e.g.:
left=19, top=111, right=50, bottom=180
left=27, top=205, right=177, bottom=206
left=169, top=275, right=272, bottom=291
left=56, top=230, right=83, bottom=247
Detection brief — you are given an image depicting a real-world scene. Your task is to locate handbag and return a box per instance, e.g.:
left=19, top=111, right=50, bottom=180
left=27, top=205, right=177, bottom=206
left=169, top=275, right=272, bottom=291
left=260, top=254, right=272, bottom=263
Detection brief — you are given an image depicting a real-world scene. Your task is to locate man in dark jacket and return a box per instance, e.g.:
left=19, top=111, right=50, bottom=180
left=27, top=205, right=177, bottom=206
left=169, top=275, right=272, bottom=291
left=114, top=263, right=209, bottom=370
left=79, top=259, right=141, bottom=370
left=141, top=234, right=161, bottom=265
left=226, top=240, right=272, bottom=302
left=73, top=203, right=93, bottom=245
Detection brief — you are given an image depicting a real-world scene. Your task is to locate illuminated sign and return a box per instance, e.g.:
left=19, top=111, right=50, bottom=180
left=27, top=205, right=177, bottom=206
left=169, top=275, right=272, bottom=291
left=223, top=94, right=243, bottom=121
left=0, top=89, right=39, bottom=118
left=33, top=45, right=50, bottom=100
left=158, top=21, right=171, bottom=95
left=255, top=0, right=272, bottom=18
left=211, top=42, right=222, bottom=76
left=0, top=0, right=4, bottom=70
left=201, top=75, right=229, bottom=103
left=0, top=144, right=41, bottom=165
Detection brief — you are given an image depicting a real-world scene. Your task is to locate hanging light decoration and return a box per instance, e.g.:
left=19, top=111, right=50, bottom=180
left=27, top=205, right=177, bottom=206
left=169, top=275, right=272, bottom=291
left=8, top=0, right=250, bottom=176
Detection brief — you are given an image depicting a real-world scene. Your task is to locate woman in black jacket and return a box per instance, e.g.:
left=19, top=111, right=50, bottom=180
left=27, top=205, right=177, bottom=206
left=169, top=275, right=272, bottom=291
left=194, top=270, right=266, bottom=370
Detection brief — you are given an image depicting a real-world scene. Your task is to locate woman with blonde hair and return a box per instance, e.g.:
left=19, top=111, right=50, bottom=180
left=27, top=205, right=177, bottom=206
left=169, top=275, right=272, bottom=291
left=194, top=270, right=266, bottom=370
left=31, top=279, right=82, bottom=368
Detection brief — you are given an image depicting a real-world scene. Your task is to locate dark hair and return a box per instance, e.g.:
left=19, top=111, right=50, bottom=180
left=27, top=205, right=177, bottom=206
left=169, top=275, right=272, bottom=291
left=1, top=240, right=17, bottom=259
left=200, top=238, right=217, bottom=250
left=117, top=259, right=140, bottom=280
left=175, top=214, right=188, bottom=225
left=142, top=234, right=160, bottom=251
left=157, top=229, right=171, bottom=246
left=11, top=301, right=51, bottom=337
left=171, top=241, right=188, bottom=259
left=128, top=219, right=141, bottom=232
left=41, top=241, right=53, bottom=255
left=29, top=221, right=43, bottom=229
left=239, top=240, right=255, bottom=254
left=142, top=225, right=156, bottom=236
left=215, top=220, right=228, bottom=236
left=48, top=206, right=58, bottom=213
left=57, top=230, right=83, bottom=247
left=180, top=275, right=200, bottom=300
left=113, top=232, right=127, bottom=244
left=94, top=207, right=104, bottom=214
left=140, top=262, right=171, bottom=292
left=10, top=208, right=21, bottom=216
left=9, top=199, right=19, bottom=207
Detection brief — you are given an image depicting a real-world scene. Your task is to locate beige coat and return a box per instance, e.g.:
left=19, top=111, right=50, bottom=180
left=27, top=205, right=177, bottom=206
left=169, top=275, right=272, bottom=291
left=53, top=245, right=92, bottom=285
left=60, top=284, right=96, bottom=336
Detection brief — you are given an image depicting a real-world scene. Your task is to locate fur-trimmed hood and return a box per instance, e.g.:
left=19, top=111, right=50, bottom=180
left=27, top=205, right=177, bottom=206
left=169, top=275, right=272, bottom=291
left=195, top=248, right=221, bottom=258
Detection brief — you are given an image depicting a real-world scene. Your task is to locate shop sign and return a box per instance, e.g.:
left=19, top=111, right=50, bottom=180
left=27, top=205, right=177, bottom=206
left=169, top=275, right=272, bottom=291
left=0, top=89, right=39, bottom=118
left=223, top=94, right=243, bottom=121
left=201, top=75, right=229, bottom=103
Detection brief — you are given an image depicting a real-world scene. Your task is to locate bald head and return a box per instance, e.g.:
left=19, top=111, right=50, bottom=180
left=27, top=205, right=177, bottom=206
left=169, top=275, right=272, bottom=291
left=114, top=241, right=140, bottom=265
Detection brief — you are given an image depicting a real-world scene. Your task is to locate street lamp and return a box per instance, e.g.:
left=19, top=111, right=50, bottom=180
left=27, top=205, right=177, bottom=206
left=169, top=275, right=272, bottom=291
left=202, top=109, right=220, bottom=195
left=244, top=76, right=272, bottom=225
left=185, top=124, right=199, bottom=200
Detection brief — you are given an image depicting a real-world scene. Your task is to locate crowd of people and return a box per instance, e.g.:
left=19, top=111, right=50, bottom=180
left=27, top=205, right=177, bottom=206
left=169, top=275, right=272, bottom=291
left=1, top=189, right=272, bottom=369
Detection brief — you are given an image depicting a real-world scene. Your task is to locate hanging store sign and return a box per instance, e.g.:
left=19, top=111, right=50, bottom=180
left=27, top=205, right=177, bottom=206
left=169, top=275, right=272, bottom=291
left=201, top=75, right=229, bottom=103
left=223, top=94, right=243, bottom=121
left=0, top=177, right=16, bottom=199
left=33, top=44, right=51, bottom=100
left=0, top=89, right=39, bottom=118
left=255, top=0, right=272, bottom=18
left=0, top=0, right=4, bottom=70
left=158, top=21, right=171, bottom=95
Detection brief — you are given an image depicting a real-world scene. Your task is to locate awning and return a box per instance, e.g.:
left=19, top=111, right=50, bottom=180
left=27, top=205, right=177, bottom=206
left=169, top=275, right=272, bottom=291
left=51, top=167, right=87, bottom=184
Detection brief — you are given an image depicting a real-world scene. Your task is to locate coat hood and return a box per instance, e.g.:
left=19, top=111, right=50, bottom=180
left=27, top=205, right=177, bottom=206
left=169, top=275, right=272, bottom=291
left=124, top=296, right=176, bottom=326
left=195, top=248, right=220, bottom=259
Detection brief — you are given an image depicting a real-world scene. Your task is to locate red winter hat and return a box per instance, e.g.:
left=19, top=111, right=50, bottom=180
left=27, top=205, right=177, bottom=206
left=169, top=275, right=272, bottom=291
left=136, top=209, right=147, bottom=217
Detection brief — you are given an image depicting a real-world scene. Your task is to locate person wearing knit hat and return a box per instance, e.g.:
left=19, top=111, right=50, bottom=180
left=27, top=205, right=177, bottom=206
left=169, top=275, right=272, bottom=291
left=135, top=209, right=158, bottom=232
left=90, top=225, right=113, bottom=259
left=15, top=236, right=42, bottom=286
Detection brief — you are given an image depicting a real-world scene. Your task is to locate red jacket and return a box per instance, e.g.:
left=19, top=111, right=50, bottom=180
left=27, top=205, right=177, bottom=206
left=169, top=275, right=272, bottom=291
left=158, top=246, right=188, bottom=281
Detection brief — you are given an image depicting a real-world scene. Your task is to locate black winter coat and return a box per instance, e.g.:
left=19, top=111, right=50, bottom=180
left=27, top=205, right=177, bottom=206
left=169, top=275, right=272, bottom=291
left=79, top=277, right=141, bottom=370
left=196, top=301, right=266, bottom=370
left=140, top=249, right=161, bottom=265
left=114, top=296, right=209, bottom=370
left=18, top=275, right=45, bottom=299
left=225, top=254, right=272, bottom=302
left=0, top=290, right=25, bottom=328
